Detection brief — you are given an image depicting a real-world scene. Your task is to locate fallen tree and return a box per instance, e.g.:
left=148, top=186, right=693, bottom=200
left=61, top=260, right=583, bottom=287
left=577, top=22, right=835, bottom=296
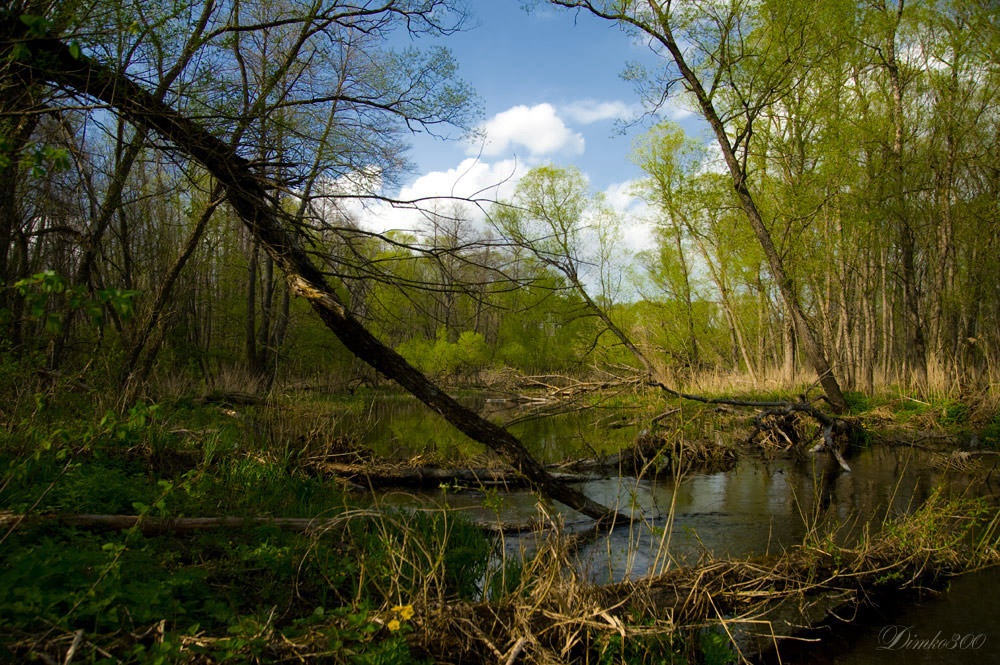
left=311, top=461, right=596, bottom=489
left=1, top=17, right=627, bottom=527
left=0, top=511, right=541, bottom=535
left=493, top=165, right=856, bottom=471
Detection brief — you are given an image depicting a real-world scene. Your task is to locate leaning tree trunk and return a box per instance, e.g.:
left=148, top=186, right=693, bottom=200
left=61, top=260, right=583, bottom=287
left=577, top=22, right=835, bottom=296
left=5, top=24, right=624, bottom=527
left=646, top=5, right=848, bottom=413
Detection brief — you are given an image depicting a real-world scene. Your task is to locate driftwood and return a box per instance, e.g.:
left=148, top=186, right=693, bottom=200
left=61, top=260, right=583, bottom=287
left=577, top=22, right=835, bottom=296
left=195, top=391, right=264, bottom=407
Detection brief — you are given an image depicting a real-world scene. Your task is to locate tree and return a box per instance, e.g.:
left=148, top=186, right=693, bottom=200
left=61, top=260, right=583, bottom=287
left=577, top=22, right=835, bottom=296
left=549, top=0, right=850, bottom=412
left=631, top=123, right=704, bottom=373
left=493, top=165, right=649, bottom=373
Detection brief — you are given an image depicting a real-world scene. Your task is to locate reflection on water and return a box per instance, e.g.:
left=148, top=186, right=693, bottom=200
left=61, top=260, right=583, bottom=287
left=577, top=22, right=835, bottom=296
left=377, top=446, right=980, bottom=584
left=358, top=397, right=995, bottom=663
left=335, top=394, right=646, bottom=462
left=764, top=566, right=1000, bottom=665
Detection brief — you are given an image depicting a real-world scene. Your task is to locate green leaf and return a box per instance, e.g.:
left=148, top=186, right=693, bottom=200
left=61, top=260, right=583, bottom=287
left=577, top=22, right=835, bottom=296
left=19, top=14, right=53, bottom=37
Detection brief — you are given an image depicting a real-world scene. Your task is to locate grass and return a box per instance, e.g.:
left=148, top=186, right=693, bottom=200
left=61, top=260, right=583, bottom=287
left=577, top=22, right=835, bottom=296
left=0, top=385, right=499, bottom=664
left=3, top=368, right=1000, bottom=663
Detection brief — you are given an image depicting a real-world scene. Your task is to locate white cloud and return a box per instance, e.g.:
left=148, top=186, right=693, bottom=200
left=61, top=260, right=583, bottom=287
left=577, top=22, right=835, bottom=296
left=323, top=164, right=661, bottom=258
left=603, top=180, right=655, bottom=254
left=468, top=104, right=585, bottom=158
left=560, top=99, right=638, bottom=124
left=666, top=104, right=694, bottom=121
left=603, top=180, right=641, bottom=214
left=353, top=158, right=528, bottom=235
left=399, top=158, right=524, bottom=204
left=562, top=96, right=694, bottom=126
left=698, top=140, right=728, bottom=175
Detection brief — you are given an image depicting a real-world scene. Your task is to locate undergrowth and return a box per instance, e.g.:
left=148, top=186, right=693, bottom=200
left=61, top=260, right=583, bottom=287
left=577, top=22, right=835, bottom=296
left=2, top=370, right=999, bottom=664
left=0, top=384, right=495, bottom=664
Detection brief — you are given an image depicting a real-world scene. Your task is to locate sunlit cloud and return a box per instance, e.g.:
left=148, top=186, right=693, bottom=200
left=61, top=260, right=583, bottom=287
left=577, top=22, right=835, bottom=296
left=560, top=99, right=640, bottom=124
left=603, top=179, right=655, bottom=254
left=353, top=158, right=527, bottom=235
left=468, top=103, right=585, bottom=158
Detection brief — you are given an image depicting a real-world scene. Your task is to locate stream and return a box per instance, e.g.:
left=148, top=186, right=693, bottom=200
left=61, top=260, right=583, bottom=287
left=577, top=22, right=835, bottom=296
left=340, top=394, right=1000, bottom=663
left=378, top=446, right=986, bottom=579
left=377, top=445, right=998, bottom=663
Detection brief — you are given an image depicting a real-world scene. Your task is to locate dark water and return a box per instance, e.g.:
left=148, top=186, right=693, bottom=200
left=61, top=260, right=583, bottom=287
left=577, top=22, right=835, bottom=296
left=378, top=446, right=984, bottom=580
left=763, top=566, right=1000, bottom=664
left=332, top=393, right=648, bottom=462
left=353, top=395, right=998, bottom=662
left=375, top=441, right=998, bottom=663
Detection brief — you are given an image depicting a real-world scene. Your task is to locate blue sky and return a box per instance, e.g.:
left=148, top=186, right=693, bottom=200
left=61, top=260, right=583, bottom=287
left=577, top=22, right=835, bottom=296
left=357, top=2, right=707, bottom=251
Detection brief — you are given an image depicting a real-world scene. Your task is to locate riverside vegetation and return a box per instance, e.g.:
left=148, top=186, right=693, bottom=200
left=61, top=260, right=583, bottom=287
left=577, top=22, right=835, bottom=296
left=3, top=0, right=1000, bottom=662
left=3, top=362, right=1000, bottom=663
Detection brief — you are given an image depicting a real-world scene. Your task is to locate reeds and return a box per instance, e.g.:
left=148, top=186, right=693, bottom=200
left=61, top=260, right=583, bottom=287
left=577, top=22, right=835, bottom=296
left=395, top=487, right=999, bottom=664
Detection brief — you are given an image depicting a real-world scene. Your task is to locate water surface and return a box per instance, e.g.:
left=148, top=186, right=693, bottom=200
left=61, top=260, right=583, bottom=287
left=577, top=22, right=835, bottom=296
left=359, top=397, right=997, bottom=662
left=378, top=446, right=982, bottom=582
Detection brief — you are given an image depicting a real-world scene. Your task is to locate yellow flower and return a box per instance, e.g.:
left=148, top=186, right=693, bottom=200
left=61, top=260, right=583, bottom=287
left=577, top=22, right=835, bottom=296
left=387, top=619, right=401, bottom=632
left=392, top=604, right=415, bottom=621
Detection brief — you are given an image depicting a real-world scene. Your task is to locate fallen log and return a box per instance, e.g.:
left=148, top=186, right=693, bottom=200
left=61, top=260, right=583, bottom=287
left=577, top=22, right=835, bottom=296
left=195, top=391, right=264, bottom=407
left=313, top=462, right=598, bottom=489
left=0, top=511, right=538, bottom=535
left=5, top=23, right=627, bottom=528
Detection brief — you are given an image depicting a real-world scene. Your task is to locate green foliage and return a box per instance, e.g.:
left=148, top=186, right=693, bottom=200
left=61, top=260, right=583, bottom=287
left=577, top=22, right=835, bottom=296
left=590, top=623, right=734, bottom=665
left=0, top=385, right=500, bottom=662
left=843, top=390, right=874, bottom=415
left=981, top=415, right=1000, bottom=450
left=18, top=14, right=54, bottom=37
left=346, top=510, right=494, bottom=602
left=939, top=400, right=969, bottom=426
left=484, top=558, right=524, bottom=599
left=395, top=328, right=490, bottom=378
left=0, top=529, right=209, bottom=633
left=699, top=628, right=737, bottom=665
left=0, top=522, right=433, bottom=663
left=593, top=623, right=683, bottom=664
left=12, top=270, right=139, bottom=334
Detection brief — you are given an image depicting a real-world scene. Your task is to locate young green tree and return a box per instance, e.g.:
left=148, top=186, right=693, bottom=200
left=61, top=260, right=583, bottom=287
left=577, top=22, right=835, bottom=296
left=493, top=165, right=648, bottom=372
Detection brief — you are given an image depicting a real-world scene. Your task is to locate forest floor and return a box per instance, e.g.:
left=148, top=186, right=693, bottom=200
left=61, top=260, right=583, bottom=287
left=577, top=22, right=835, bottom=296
left=2, top=377, right=999, bottom=664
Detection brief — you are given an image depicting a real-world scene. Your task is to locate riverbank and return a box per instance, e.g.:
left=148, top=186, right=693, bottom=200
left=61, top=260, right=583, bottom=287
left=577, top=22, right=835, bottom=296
left=2, top=384, right=998, bottom=663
